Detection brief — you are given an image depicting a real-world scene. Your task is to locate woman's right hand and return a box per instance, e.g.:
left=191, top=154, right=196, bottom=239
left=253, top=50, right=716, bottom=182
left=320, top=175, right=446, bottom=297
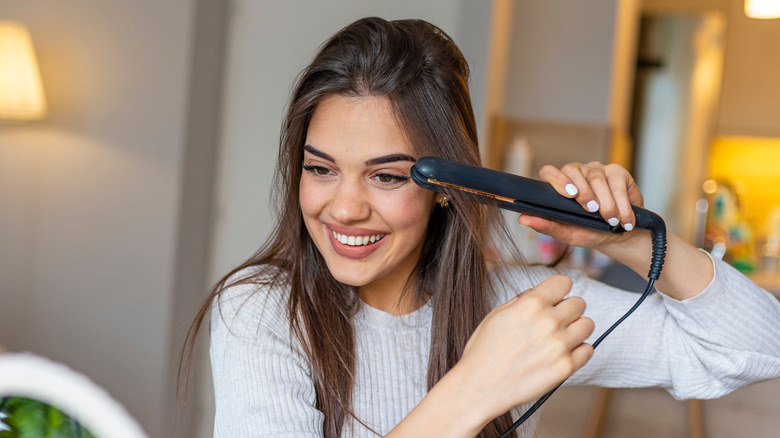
left=387, top=275, right=594, bottom=437
left=454, top=274, right=594, bottom=422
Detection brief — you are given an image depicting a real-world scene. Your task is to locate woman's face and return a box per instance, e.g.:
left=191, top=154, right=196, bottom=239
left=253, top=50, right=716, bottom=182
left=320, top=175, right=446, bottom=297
left=299, top=95, right=437, bottom=306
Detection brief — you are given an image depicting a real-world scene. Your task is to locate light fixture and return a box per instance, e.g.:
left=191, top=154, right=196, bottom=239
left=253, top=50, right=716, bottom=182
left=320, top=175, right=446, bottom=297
left=0, top=20, right=47, bottom=121
left=745, top=0, right=780, bottom=19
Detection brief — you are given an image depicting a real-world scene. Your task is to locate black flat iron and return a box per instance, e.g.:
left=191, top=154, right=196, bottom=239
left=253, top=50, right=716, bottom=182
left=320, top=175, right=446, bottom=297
left=411, top=156, right=664, bottom=235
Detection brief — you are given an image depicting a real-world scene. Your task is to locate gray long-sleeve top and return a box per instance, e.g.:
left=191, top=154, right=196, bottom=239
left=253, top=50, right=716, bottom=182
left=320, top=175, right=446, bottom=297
left=210, top=253, right=780, bottom=437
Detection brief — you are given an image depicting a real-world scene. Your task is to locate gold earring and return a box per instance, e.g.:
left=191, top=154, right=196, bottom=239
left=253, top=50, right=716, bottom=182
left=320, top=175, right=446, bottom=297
left=437, top=196, right=449, bottom=208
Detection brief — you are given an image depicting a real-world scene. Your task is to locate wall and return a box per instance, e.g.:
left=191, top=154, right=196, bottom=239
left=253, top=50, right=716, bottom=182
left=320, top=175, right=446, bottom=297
left=0, top=128, right=36, bottom=351
left=717, top=0, right=780, bottom=137
left=503, top=0, right=620, bottom=125
left=0, top=1, right=226, bottom=436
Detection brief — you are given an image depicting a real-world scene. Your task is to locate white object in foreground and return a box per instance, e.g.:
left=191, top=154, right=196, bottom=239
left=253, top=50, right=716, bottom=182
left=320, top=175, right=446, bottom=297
left=0, top=352, right=148, bottom=438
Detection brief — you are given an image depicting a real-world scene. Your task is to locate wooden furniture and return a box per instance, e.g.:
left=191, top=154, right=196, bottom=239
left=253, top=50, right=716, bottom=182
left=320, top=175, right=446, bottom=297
left=582, top=388, right=706, bottom=438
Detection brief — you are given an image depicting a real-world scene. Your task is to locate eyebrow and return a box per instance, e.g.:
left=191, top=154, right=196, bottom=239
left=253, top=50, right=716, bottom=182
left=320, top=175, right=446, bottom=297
left=364, top=153, right=416, bottom=166
left=303, top=145, right=336, bottom=163
left=303, top=144, right=416, bottom=166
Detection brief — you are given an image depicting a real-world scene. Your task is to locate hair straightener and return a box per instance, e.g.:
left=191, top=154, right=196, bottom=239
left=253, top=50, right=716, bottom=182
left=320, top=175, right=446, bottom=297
left=410, top=156, right=667, bottom=436
left=411, top=156, right=666, bottom=279
left=412, top=156, right=664, bottom=237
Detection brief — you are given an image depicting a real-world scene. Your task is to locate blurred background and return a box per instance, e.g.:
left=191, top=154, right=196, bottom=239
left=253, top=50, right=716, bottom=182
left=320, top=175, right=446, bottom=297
left=1, top=0, right=778, bottom=437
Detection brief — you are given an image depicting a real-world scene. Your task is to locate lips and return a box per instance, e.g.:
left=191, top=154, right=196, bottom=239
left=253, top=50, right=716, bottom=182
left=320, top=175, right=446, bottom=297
left=326, top=225, right=387, bottom=259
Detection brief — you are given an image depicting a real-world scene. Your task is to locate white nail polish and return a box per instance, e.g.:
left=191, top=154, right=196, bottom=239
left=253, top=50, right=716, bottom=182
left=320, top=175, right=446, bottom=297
left=608, top=217, right=619, bottom=227
left=565, top=184, right=578, bottom=196
left=586, top=200, right=599, bottom=212
left=623, top=223, right=634, bottom=231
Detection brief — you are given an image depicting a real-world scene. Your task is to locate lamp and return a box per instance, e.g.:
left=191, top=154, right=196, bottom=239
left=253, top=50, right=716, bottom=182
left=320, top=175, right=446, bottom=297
left=0, top=20, right=47, bottom=121
left=745, top=0, right=780, bottom=19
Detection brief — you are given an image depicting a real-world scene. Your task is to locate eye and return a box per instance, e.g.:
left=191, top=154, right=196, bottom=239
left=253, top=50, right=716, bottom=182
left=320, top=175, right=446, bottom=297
left=302, top=163, right=334, bottom=177
left=373, top=172, right=410, bottom=186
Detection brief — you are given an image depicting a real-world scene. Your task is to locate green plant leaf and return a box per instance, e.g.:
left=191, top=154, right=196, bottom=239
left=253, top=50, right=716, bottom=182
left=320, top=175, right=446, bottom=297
left=0, top=397, right=99, bottom=438
left=13, top=401, right=48, bottom=438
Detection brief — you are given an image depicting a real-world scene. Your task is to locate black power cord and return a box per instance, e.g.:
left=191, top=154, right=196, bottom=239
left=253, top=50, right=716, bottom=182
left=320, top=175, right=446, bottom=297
left=500, top=217, right=667, bottom=437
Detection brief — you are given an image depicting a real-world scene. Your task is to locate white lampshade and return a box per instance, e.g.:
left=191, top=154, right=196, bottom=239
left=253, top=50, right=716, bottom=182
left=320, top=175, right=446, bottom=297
left=745, top=0, right=780, bottom=19
left=0, top=21, right=47, bottom=121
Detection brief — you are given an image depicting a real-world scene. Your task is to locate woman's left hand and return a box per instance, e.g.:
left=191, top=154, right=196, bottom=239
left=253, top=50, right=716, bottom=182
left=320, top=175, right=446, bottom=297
left=521, top=160, right=716, bottom=301
left=517, top=161, right=644, bottom=250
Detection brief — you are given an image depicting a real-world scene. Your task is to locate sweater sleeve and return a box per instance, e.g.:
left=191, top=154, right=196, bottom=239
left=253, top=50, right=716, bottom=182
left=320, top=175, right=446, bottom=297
left=565, top=252, right=780, bottom=399
left=210, top=279, right=323, bottom=437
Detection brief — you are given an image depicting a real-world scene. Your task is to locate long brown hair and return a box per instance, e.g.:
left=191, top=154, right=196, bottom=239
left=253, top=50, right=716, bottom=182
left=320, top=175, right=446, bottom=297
left=181, top=17, right=517, bottom=437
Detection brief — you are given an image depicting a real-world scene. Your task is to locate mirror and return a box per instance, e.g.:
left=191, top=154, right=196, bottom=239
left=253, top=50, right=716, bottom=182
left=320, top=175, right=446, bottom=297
left=0, top=353, right=148, bottom=438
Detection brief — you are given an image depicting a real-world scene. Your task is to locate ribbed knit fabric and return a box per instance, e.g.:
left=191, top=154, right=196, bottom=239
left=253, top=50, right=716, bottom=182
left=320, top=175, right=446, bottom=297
left=210, top=253, right=780, bottom=437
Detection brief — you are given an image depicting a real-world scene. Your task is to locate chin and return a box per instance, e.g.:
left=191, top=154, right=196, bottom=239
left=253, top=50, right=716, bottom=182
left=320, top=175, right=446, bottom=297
left=332, top=271, right=374, bottom=288
left=324, top=263, right=373, bottom=288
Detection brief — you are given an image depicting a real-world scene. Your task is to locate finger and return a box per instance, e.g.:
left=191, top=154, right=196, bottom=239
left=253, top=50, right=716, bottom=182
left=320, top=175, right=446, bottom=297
left=517, top=214, right=561, bottom=236
left=605, top=167, right=637, bottom=231
left=559, top=163, right=600, bottom=213
left=565, top=316, right=595, bottom=346
left=570, top=342, right=595, bottom=371
left=552, top=296, right=587, bottom=326
left=524, top=274, right=573, bottom=305
left=539, top=164, right=581, bottom=198
left=582, top=163, right=620, bottom=227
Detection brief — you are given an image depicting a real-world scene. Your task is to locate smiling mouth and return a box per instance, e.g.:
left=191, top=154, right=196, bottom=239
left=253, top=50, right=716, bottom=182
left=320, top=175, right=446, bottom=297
left=331, top=230, right=386, bottom=246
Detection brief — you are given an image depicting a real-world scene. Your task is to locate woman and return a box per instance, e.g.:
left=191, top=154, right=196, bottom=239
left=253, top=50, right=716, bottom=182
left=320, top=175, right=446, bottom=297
left=183, top=17, right=780, bottom=437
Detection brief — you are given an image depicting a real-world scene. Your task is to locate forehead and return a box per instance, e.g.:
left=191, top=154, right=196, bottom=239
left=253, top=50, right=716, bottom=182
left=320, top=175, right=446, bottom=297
left=305, top=95, right=415, bottom=160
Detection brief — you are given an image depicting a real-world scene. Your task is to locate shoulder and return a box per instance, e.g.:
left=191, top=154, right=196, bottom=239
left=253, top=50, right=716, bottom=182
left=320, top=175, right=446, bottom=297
left=210, top=265, right=293, bottom=341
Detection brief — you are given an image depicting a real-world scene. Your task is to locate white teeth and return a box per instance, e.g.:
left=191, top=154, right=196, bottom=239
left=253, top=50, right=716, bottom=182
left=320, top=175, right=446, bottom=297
left=332, top=231, right=385, bottom=247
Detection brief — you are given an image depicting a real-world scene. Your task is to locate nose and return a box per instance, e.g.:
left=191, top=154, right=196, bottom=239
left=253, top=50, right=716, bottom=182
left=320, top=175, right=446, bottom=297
left=329, top=176, right=371, bottom=223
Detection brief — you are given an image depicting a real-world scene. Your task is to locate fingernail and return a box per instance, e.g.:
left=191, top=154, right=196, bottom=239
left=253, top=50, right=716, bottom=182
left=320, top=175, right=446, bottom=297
left=623, top=223, right=634, bottom=231
left=607, top=217, right=619, bottom=227
left=565, top=184, right=578, bottom=196
left=586, top=200, right=599, bottom=212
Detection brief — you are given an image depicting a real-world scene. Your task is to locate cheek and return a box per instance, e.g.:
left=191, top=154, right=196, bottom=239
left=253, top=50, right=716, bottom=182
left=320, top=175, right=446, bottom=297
left=381, top=189, right=436, bottom=234
left=299, top=178, right=324, bottom=218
